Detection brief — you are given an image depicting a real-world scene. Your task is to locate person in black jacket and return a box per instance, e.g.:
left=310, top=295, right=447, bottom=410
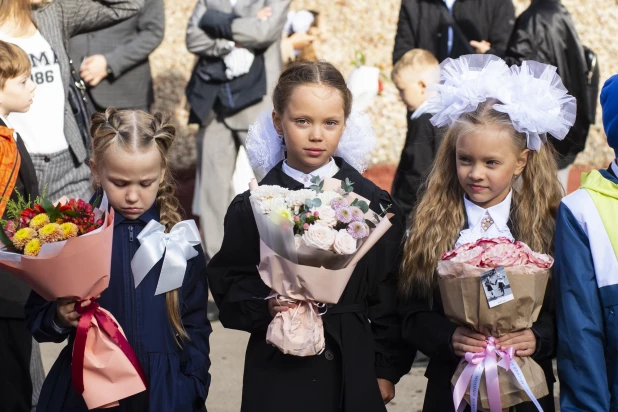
left=503, top=0, right=595, bottom=179
left=0, top=40, right=41, bottom=412
left=207, top=61, right=413, bottom=412
left=393, top=0, right=515, bottom=64
left=391, top=49, right=444, bottom=217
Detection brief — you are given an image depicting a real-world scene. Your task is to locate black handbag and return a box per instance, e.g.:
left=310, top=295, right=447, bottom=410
left=67, top=59, right=96, bottom=153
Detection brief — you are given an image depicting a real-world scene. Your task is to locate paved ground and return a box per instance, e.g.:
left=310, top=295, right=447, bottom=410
left=40, top=320, right=558, bottom=412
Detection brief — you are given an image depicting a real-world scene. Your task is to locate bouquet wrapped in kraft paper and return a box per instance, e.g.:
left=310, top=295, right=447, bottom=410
left=0, top=195, right=146, bottom=409
left=437, top=238, right=552, bottom=412
left=249, top=177, right=393, bottom=356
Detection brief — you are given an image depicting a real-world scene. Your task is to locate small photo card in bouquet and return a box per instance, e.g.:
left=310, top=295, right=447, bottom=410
left=437, top=237, right=552, bottom=411
left=249, top=177, right=394, bottom=357
left=480, top=266, right=513, bottom=308
left=0, top=192, right=146, bottom=410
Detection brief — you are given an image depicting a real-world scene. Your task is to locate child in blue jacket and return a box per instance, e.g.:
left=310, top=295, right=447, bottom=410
left=555, top=75, right=618, bottom=411
left=25, top=108, right=211, bottom=412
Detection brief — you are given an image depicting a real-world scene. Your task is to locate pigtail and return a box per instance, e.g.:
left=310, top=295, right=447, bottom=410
left=149, top=113, right=189, bottom=345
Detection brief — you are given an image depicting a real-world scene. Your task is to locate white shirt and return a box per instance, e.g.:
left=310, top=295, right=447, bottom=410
left=455, top=191, right=514, bottom=246
left=0, top=31, right=67, bottom=154
left=282, top=159, right=340, bottom=187
left=410, top=100, right=431, bottom=121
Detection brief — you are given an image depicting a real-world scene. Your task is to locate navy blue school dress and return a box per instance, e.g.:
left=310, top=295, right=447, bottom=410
left=25, top=205, right=211, bottom=412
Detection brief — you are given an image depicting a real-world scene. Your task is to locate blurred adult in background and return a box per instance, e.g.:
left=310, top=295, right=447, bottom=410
left=185, top=0, right=290, bottom=259
left=503, top=0, right=599, bottom=186
left=280, top=9, right=319, bottom=66
left=69, top=0, right=164, bottom=112
left=393, top=0, right=515, bottom=64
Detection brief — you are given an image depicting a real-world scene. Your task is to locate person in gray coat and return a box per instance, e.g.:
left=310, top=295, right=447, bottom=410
left=0, top=0, right=144, bottom=202
left=186, top=0, right=290, bottom=259
left=69, top=0, right=164, bottom=112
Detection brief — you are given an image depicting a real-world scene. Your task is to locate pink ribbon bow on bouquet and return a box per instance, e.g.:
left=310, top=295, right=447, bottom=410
left=453, top=337, right=543, bottom=412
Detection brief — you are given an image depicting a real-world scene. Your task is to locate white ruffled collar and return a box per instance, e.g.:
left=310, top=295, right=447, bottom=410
left=456, top=191, right=514, bottom=246
left=282, top=158, right=339, bottom=187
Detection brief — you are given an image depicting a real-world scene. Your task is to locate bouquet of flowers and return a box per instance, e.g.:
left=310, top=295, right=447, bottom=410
left=437, top=237, right=552, bottom=412
left=249, top=177, right=394, bottom=356
left=0, top=193, right=146, bottom=410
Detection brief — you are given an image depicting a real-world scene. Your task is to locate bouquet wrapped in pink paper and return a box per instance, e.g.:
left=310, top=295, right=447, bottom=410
left=249, top=177, right=394, bottom=356
left=0, top=194, right=146, bottom=410
left=437, top=237, right=552, bottom=411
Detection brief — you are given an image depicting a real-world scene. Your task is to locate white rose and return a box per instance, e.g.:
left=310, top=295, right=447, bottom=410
left=317, top=191, right=341, bottom=206
left=302, top=224, right=336, bottom=251
left=333, top=229, right=358, bottom=255
left=313, top=206, right=337, bottom=228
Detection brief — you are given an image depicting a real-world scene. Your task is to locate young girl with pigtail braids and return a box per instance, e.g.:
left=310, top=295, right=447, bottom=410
left=25, top=108, right=211, bottom=412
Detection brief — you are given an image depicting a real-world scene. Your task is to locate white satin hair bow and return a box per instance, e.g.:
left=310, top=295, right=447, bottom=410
left=131, top=220, right=201, bottom=295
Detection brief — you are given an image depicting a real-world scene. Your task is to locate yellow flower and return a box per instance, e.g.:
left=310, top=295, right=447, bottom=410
left=24, top=238, right=42, bottom=256
left=273, top=206, right=294, bottom=223
left=60, top=222, right=79, bottom=240
left=38, top=223, right=63, bottom=243
left=13, top=228, right=37, bottom=250
left=29, top=214, right=50, bottom=230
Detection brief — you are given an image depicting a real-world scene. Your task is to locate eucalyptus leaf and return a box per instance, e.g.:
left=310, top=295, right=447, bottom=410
left=366, top=220, right=376, bottom=229
left=312, top=198, right=322, bottom=207
left=357, top=201, right=369, bottom=214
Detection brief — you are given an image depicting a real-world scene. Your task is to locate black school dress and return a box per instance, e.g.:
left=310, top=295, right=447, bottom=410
left=207, top=157, right=414, bottom=412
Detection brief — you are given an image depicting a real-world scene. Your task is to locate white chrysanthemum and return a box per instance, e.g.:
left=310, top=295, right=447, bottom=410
left=272, top=204, right=295, bottom=223
left=257, top=197, right=288, bottom=214
left=250, top=185, right=290, bottom=202
left=317, top=191, right=341, bottom=206
left=287, top=189, right=318, bottom=208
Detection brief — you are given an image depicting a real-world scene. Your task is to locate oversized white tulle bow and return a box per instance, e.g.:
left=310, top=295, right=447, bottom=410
left=427, top=54, right=577, bottom=152
left=131, top=220, right=201, bottom=295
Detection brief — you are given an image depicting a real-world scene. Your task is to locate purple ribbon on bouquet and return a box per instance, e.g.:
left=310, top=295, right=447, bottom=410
left=453, top=337, right=543, bottom=412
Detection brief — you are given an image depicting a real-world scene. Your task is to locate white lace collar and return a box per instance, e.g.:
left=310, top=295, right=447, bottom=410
left=456, top=191, right=514, bottom=246
left=282, top=158, right=339, bottom=187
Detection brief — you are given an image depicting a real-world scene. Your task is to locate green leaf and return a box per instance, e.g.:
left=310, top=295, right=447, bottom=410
left=0, top=223, right=14, bottom=249
left=63, top=210, right=78, bottom=218
left=380, top=204, right=386, bottom=213
left=357, top=200, right=369, bottom=214
left=42, top=198, right=54, bottom=213
left=92, top=195, right=102, bottom=209
left=310, top=176, right=321, bottom=185
left=319, top=180, right=324, bottom=190
left=373, top=212, right=381, bottom=222
left=366, top=220, right=376, bottom=229
left=312, top=198, right=322, bottom=208
left=305, top=199, right=314, bottom=209
left=350, top=198, right=359, bottom=206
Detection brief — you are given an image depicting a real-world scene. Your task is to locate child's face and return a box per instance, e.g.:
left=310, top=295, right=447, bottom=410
left=273, top=84, right=345, bottom=174
left=92, top=144, right=165, bottom=221
left=394, top=68, right=431, bottom=112
left=455, top=125, right=529, bottom=208
left=0, top=72, right=35, bottom=116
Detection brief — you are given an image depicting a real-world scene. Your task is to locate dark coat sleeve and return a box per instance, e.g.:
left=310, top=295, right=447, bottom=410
left=399, top=289, right=459, bottom=362
left=503, top=13, right=554, bottom=66
left=366, top=191, right=415, bottom=383
left=393, top=0, right=417, bottom=64
left=25, top=292, right=72, bottom=344
left=392, top=115, right=442, bottom=217
left=198, top=9, right=237, bottom=41
left=159, top=246, right=212, bottom=409
left=485, top=0, right=516, bottom=58
left=206, top=194, right=272, bottom=333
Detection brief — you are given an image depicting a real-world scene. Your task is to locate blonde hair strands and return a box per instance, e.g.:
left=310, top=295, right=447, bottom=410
left=90, top=108, right=188, bottom=344
left=400, top=100, right=563, bottom=299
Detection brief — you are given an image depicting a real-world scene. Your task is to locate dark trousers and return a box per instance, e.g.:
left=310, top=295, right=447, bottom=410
left=0, top=318, right=33, bottom=412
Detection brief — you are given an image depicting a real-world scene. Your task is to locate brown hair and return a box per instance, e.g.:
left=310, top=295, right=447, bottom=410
left=90, top=108, right=188, bottom=343
left=391, top=49, right=439, bottom=83
left=0, top=41, right=31, bottom=89
left=399, top=99, right=563, bottom=298
left=0, top=0, right=35, bottom=36
left=273, top=61, right=353, bottom=119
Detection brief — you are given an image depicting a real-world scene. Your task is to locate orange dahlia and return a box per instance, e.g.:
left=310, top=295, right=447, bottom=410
left=13, top=228, right=37, bottom=250
left=24, top=238, right=42, bottom=256
left=60, top=222, right=79, bottom=240
left=38, top=223, right=63, bottom=243
left=29, top=213, right=50, bottom=230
